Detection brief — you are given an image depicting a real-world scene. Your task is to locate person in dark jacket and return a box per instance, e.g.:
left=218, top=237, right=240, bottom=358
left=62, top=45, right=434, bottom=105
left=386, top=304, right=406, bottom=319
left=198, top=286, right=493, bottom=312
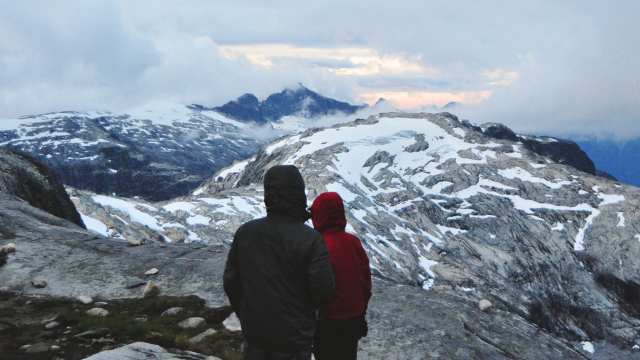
left=223, top=165, right=336, bottom=360
left=308, top=192, right=372, bottom=360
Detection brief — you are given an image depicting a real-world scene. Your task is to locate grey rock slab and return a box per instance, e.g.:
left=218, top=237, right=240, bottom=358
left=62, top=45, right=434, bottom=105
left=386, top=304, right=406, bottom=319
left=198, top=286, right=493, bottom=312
left=188, top=328, right=217, bottom=344
left=222, top=312, right=241, bottom=331
left=82, top=341, right=198, bottom=360
left=25, top=341, right=49, bottom=353
left=358, top=279, right=587, bottom=360
left=161, top=307, right=183, bottom=317
left=86, top=308, right=109, bottom=317
left=178, top=317, right=206, bottom=329
left=0, top=198, right=229, bottom=306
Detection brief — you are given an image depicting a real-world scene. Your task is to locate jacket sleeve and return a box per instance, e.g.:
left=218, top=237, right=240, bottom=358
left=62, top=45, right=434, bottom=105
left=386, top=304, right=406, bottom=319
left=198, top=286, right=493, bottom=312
left=223, top=229, right=242, bottom=315
left=353, top=235, right=372, bottom=309
left=307, top=233, right=335, bottom=307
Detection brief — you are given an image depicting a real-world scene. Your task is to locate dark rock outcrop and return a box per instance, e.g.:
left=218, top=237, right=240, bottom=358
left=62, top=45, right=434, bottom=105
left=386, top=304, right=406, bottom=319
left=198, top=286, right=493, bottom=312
left=0, top=147, right=85, bottom=228
left=476, top=122, right=597, bottom=175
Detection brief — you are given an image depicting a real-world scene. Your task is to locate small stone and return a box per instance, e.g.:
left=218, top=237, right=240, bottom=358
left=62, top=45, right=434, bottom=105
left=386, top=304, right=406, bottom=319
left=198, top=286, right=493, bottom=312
left=31, top=279, right=47, bottom=288
left=78, top=295, right=93, bottom=304
left=124, top=278, right=147, bottom=289
left=25, top=301, right=32, bottom=305
left=133, top=317, right=148, bottom=323
left=94, top=302, right=108, bottom=307
left=145, top=268, right=159, bottom=275
left=188, top=328, right=217, bottom=344
left=479, top=299, right=493, bottom=312
left=0, top=324, right=9, bottom=331
left=20, top=344, right=32, bottom=350
left=143, top=281, right=161, bottom=298
left=86, top=308, right=110, bottom=317
left=223, top=312, right=242, bottom=331
left=127, top=238, right=144, bottom=246
left=26, top=342, right=49, bottom=353
left=161, top=307, right=183, bottom=317
left=178, top=317, right=206, bottom=329
left=45, top=321, right=61, bottom=330
left=149, top=332, right=163, bottom=337
left=51, top=345, right=61, bottom=352
left=73, top=328, right=109, bottom=339
left=205, top=357, right=223, bottom=360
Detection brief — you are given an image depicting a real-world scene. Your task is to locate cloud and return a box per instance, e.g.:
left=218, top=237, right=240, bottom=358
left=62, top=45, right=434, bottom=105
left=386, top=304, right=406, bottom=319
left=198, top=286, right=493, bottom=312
left=0, top=0, right=639, bottom=140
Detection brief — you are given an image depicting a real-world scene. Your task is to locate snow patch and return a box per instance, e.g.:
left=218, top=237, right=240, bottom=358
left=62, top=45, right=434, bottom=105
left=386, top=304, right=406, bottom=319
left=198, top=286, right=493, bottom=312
left=80, top=214, right=109, bottom=237
left=617, top=212, right=626, bottom=227
left=581, top=341, right=594, bottom=353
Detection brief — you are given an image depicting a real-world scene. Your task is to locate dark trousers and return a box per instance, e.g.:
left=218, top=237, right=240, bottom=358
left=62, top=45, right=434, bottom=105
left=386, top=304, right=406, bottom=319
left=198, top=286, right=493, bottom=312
left=243, top=341, right=312, bottom=360
left=313, top=317, right=362, bottom=360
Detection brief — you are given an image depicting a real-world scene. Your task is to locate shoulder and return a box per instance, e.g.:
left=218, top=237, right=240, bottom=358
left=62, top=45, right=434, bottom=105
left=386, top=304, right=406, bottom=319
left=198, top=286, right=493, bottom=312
left=235, top=217, right=267, bottom=235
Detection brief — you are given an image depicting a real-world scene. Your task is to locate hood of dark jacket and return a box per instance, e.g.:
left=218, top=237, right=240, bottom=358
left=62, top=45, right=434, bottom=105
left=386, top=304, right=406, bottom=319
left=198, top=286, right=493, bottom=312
left=309, top=192, right=347, bottom=233
left=264, top=165, right=311, bottom=221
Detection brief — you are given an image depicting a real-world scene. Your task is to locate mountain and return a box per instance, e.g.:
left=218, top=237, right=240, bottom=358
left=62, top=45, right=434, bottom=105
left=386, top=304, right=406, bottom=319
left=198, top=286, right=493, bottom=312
left=67, top=112, right=640, bottom=356
left=0, top=104, right=276, bottom=201
left=0, top=87, right=370, bottom=202
left=213, top=85, right=368, bottom=124
left=575, top=138, right=640, bottom=188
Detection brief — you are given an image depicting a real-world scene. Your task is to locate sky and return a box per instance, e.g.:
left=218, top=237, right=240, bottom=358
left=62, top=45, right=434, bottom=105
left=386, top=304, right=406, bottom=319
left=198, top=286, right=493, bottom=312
left=1, top=0, right=639, bottom=140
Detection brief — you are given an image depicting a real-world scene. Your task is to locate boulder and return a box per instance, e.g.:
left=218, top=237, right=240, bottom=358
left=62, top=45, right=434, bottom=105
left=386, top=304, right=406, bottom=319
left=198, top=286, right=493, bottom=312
left=31, top=279, right=47, bottom=288
left=479, top=300, right=493, bottom=312
left=160, top=307, right=183, bottom=317
left=82, top=341, right=196, bottom=360
left=45, top=321, right=61, bottom=329
left=143, top=282, right=160, bottom=298
left=222, top=312, right=242, bottom=331
left=1, top=243, right=16, bottom=253
left=178, top=317, right=206, bottom=329
left=78, top=295, right=93, bottom=304
left=127, top=238, right=144, bottom=247
left=0, top=147, right=85, bottom=227
left=86, top=308, right=109, bottom=317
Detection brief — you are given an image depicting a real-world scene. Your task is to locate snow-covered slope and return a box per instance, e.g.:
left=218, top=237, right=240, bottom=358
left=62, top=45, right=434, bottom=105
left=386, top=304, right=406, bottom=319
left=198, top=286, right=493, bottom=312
left=70, top=112, right=640, bottom=348
left=0, top=103, right=285, bottom=201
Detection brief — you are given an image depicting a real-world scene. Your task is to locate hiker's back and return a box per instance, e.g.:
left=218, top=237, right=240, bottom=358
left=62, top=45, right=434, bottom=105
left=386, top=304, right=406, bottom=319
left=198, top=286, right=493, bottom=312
left=235, top=215, right=324, bottom=350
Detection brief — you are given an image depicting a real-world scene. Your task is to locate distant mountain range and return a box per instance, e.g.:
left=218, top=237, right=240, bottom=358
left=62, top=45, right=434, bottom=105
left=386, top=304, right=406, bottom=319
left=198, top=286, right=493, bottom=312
left=0, top=85, right=634, bottom=203
left=196, top=84, right=367, bottom=124
left=0, top=86, right=371, bottom=201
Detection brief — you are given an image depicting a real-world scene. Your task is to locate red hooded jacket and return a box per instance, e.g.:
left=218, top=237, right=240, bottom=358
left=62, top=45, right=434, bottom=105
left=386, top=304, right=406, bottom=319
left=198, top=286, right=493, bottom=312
left=309, top=192, right=372, bottom=320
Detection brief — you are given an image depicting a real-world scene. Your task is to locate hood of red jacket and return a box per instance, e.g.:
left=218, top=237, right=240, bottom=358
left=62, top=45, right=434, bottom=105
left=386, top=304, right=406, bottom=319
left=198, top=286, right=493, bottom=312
left=309, top=192, right=347, bottom=233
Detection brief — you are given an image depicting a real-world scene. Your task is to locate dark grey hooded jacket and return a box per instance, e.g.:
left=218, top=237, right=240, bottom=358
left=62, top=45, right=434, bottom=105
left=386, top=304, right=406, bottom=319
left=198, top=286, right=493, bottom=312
left=223, top=165, right=335, bottom=351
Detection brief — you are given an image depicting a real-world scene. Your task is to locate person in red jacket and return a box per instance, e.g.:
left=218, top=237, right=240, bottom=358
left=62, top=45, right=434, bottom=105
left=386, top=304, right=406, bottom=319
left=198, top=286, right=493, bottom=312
left=308, top=192, right=372, bottom=360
